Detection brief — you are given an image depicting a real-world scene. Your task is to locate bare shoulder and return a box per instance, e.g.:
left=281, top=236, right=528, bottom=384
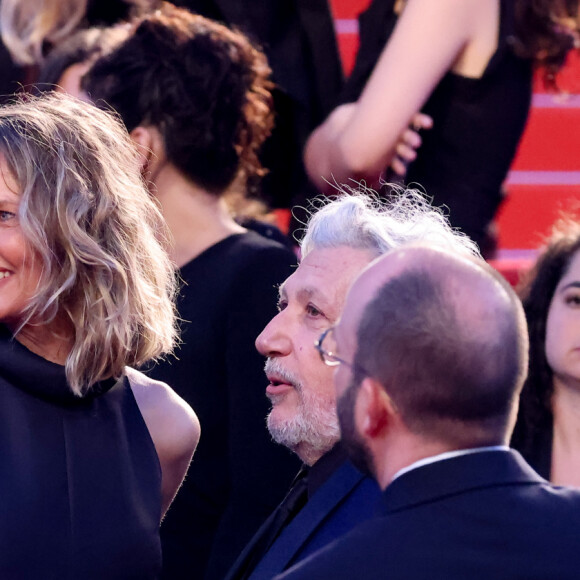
left=400, top=0, right=498, bottom=35
left=126, top=367, right=200, bottom=515
left=126, top=367, right=200, bottom=455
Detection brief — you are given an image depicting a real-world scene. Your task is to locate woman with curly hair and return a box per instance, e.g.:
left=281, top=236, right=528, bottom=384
left=84, top=5, right=300, bottom=579
left=305, top=0, right=578, bottom=257
left=0, top=92, right=199, bottom=578
left=511, top=216, right=580, bottom=486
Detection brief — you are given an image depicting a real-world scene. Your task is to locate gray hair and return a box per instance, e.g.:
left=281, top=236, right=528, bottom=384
left=299, top=184, right=481, bottom=260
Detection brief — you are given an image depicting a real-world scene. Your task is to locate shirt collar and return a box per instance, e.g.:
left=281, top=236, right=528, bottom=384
left=391, top=445, right=510, bottom=483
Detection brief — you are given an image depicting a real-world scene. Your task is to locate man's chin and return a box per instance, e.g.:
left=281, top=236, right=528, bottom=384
left=267, top=411, right=300, bottom=448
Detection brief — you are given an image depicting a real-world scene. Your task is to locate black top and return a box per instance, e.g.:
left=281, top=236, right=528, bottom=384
left=340, top=0, right=533, bottom=253
left=146, top=232, right=301, bottom=580
left=0, top=325, right=162, bottom=579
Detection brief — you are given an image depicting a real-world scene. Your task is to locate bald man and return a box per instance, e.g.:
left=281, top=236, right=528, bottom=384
left=278, top=245, right=580, bottom=580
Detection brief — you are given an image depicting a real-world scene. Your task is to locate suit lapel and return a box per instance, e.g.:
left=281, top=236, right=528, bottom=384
left=248, top=461, right=365, bottom=580
left=224, top=507, right=281, bottom=580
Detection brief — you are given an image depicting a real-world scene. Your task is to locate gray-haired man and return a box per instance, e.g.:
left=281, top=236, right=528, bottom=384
left=226, top=188, right=480, bottom=580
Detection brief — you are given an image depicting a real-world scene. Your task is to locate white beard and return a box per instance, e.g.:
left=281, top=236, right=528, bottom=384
left=265, top=358, right=341, bottom=465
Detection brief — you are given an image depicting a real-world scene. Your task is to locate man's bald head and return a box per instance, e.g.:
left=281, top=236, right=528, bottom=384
left=348, top=245, right=529, bottom=448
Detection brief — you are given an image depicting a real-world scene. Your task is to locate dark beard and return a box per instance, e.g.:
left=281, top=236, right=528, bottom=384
left=337, top=380, right=376, bottom=478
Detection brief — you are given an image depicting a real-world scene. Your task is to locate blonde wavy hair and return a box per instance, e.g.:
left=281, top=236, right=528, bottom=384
left=0, top=92, right=177, bottom=395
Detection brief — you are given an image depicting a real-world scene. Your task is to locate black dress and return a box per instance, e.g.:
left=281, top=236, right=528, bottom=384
left=0, top=325, right=162, bottom=579
left=146, top=232, right=301, bottom=580
left=340, top=0, right=533, bottom=255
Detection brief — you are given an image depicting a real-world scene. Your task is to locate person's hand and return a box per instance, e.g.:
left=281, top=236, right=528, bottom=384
left=390, top=113, right=433, bottom=176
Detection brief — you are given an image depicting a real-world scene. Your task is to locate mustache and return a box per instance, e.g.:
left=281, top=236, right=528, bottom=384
left=264, top=358, right=302, bottom=392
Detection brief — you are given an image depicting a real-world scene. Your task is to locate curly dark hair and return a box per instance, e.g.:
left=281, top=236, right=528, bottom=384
left=514, top=0, right=578, bottom=87
left=83, top=2, right=274, bottom=195
left=511, top=216, right=580, bottom=456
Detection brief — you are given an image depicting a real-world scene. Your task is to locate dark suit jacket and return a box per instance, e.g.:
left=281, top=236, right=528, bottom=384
left=226, top=459, right=383, bottom=580
left=277, top=449, right=580, bottom=580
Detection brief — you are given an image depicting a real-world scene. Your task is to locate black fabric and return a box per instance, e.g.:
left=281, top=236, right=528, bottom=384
left=234, top=445, right=349, bottom=579
left=0, top=325, right=162, bottom=578
left=237, top=467, right=309, bottom=580
left=0, top=41, right=26, bottom=103
left=511, top=411, right=553, bottom=480
left=85, top=0, right=138, bottom=25
left=277, top=450, right=580, bottom=580
left=225, top=446, right=383, bottom=580
left=306, top=443, right=348, bottom=499
left=339, top=0, right=533, bottom=254
left=146, top=231, right=301, bottom=580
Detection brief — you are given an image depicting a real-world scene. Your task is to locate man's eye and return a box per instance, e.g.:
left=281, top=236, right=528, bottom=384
left=277, top=299, right=288, bottom=312
left=306, top=304, right=322, bottom=317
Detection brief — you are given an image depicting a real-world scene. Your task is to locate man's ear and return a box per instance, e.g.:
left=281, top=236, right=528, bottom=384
left=356, top=377, right=396, bottom=439
left=129, top=126, right=156, bottom=172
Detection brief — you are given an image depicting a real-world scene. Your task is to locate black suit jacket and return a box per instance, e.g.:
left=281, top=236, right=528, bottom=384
left=226, top=459, right=383, bottom=580
left=277, top=449, right=580, bottom=580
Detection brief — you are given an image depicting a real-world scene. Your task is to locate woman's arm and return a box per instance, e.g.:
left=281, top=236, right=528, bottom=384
left=127, top=367, right=201, bottom=518
left=304, top=0, right=497, bottom=192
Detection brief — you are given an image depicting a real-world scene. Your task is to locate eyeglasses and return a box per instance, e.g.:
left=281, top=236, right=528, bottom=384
left=315, top=326, right=344, bottom=367
left=315, top=326, right=369, bottom=377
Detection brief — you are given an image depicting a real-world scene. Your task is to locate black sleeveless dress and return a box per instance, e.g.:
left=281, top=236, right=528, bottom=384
left=340, top=0, right=533, bottom=255
left=0, top=325, right=162, bottom=579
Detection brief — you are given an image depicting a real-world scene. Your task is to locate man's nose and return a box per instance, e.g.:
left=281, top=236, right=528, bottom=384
left=255, top=311, right=292, bottom=357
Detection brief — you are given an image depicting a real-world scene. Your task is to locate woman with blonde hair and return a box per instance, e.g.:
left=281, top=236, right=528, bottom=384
left=0, top=92, right=199, bottom=578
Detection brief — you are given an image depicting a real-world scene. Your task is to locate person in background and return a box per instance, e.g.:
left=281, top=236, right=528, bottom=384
left=511, top=215, right=580, bottom=486
left=0, top=0, right=337, bottom=232
left=0, top=0, right=155, bottom=66
left=83, top=6, right=301, bottom=579
left=0, top=0, right=157, bottom=103
left=0, top=92, right=199, bottom=579
left=171, top=0, right=343, bottom=221
left=277, top=244, right=580, bottom=580
left=225, top=188, right=480, bottom=580
left=305, top=0, right=578, bottom=257
left=34, top=25, right=130, bottom=95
